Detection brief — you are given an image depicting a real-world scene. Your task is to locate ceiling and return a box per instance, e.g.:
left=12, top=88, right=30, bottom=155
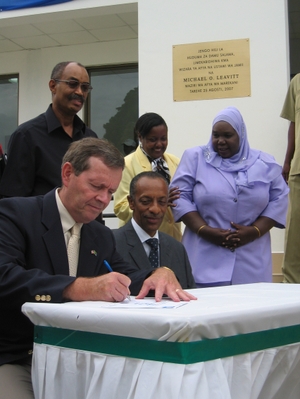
left=0, top=1, right=298, bottom=59
left=0, top=7, right=138, bottom=53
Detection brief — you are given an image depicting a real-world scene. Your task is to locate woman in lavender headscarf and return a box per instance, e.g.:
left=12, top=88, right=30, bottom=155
left=171, top=107, right=289, bottom=287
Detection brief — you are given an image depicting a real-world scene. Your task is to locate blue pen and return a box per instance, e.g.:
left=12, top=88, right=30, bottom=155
left=103, top=259, right=113, bottom=272
left=104, top=260, right=131, bottom=301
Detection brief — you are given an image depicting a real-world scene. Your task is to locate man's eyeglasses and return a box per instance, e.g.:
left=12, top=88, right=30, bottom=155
left=54, top=79, right=93, bottom=93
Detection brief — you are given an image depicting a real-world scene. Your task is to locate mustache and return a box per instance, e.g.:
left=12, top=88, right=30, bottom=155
left=68, top=93, right=85, bottom=103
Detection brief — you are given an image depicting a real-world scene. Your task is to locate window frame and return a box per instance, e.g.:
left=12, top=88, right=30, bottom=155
left=85, top=63, right=138, bottom=126
left=0, top=74, right=19, bottom=152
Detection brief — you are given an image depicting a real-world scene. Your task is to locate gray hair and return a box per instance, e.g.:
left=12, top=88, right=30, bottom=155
left=50, top=61, right=86, bottom=80
left=62, top=137, right=124, bottom=175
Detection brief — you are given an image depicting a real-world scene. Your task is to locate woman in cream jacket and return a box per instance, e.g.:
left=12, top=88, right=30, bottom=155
left=114, top=112, right=182, bottom=241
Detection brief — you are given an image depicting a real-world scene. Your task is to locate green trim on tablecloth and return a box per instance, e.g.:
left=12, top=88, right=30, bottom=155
left=34, top=324, right=300, bottom=364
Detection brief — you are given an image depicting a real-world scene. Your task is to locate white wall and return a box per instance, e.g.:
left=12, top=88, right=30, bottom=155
left=138, top=0, right=290, bottom=252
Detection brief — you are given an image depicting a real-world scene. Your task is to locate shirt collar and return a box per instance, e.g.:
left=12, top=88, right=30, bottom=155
left=131, top=218, right=159, bottom=243
left=45, top=104, right=86, bottom=136
left=55, top=188, right=82, bottom=234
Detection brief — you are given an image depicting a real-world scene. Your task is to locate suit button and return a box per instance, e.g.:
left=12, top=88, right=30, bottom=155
left=46, top=295, right=51, bottom=302
left=233, top=198, right=237, bottom=202
left=28, top=350, right=33, bottom=355
left=41, top=295, right=46, bottom=301
left=35, top=295, right=41, bottom=301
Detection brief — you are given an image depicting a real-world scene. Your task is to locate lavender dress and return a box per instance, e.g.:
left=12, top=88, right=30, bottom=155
left=171, top=107, right=289, bottom=285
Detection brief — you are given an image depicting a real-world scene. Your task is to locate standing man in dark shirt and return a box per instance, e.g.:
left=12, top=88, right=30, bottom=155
left=0, top=61, right=97, bottom=197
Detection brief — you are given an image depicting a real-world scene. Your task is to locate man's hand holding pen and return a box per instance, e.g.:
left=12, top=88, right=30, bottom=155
left=63, top=273, right=131, bottom=302
left=104, top=260, right=131, bottom=301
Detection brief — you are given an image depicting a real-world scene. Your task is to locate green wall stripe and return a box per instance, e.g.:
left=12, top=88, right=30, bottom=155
left=34, top=324, right=300, bottom=364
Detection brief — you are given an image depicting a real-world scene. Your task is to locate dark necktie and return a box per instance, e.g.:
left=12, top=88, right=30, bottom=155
left=145, top=238, right=159, bottom=268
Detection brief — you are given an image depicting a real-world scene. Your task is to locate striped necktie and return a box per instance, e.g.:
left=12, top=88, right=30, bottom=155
left=140, top=146, right=171, bottom=183
left=67, top=223, right=81, bottom=276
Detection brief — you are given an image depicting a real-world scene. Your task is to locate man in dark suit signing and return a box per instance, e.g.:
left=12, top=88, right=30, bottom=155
left=0, top=138, right=196, bottom=399
left=113, top=171, right=195, bottom=289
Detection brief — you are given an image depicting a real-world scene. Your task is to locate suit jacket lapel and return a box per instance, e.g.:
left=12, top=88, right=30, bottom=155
left=159, top=232, right=171, bottom=266
left=135, top=146, right=151, bottom=171
left=125, top=225, right=151, bottom=270
left=41, top=190, right=69, bottom=275
left=77, top=224, right=100, bottom=277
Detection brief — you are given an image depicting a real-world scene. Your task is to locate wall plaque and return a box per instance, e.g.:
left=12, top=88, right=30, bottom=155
left=173, top=38, right=250, bottom=101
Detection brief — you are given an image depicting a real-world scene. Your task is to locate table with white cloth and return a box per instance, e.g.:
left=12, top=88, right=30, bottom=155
left=22, top=283, right=300, bottom=399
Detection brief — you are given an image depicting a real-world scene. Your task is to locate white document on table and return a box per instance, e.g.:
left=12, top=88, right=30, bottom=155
left=62, top=298, right=188, bottom=309
left=103, top=297, right=188, bottom=309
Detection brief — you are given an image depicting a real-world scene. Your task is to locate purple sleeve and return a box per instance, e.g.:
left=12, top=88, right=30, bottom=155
left=170, top=147, right=202, bottom=222
left=260, top=173, right=289, bottom=228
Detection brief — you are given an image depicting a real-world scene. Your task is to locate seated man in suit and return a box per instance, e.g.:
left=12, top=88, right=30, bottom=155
left=113, top=171, right=196, bottom=289
left=0, top=138, right=196, bottom=399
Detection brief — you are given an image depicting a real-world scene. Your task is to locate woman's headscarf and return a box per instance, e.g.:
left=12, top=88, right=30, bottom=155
left=202, top=106, right=282, bottom=187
